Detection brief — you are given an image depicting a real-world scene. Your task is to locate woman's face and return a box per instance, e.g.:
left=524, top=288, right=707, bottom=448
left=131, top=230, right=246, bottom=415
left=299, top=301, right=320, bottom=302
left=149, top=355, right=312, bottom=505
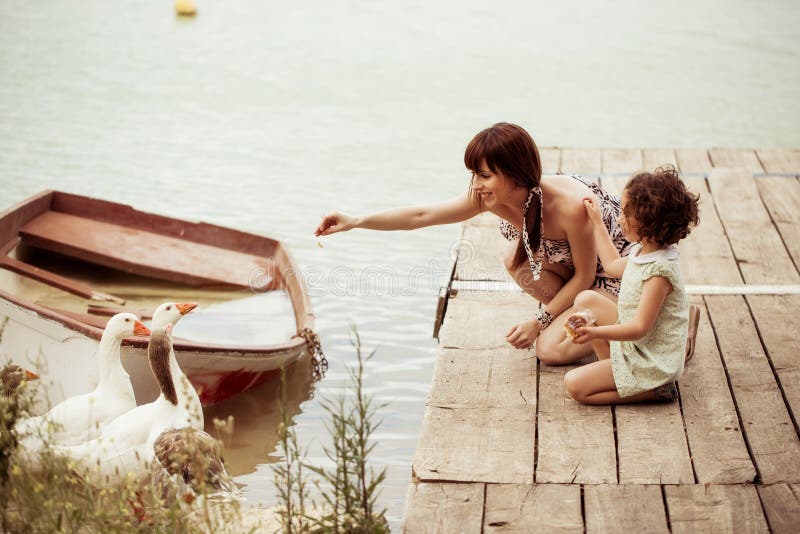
left=619, top=191, right=641, bottom=243
left=471, top=160, right=511, bottom=207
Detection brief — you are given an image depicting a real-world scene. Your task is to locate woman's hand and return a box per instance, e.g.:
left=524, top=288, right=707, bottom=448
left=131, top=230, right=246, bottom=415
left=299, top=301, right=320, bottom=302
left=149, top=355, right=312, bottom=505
left=506, top=319, right=541, bottom=349
left=571, top=326, right=598, bottom=344
left=582, top=196, right=603, bottom=226
left=314, top=212, right=357, bottom=236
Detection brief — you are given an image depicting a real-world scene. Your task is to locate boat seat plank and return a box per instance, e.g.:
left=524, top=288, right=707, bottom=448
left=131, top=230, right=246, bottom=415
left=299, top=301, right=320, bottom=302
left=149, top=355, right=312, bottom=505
left=19, top=211, right=270, bottom=288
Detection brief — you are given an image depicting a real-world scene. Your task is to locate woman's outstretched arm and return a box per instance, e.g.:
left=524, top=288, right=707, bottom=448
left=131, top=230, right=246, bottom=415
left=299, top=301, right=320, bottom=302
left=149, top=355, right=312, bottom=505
left=314, top=192, right=481, bottom=236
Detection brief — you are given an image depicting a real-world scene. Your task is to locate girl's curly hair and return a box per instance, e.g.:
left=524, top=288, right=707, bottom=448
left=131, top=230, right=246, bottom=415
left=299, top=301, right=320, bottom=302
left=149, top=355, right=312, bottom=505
left=623, top=165, right=700, bottom=246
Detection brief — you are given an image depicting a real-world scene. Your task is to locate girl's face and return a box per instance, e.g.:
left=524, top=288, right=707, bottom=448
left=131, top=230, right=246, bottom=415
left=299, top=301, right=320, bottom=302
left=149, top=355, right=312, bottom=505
left=619, top=191, right=641, bottom=243
left=471, top=160, right=512, bottom=207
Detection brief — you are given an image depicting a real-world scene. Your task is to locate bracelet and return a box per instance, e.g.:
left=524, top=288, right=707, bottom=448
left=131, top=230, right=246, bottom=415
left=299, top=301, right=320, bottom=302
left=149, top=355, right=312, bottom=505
left=535, top=308, right=555, bottom=330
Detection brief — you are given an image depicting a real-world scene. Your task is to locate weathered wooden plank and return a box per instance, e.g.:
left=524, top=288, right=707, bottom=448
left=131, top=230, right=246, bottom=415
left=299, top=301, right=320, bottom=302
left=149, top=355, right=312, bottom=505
left=746, top=294, right=800, bottom=438
left=403, top=482, right=484, bottom=534
left=456, top=217, right=513, bottom=282
left=584, top=485, right=669, bottom=534
left=666, top=485, right=769, bottom=534
left=484, top=484, right=582, bottom=533
left=438, top=291, right=538, bottom=350
left=706, top=295, right=800, bottom=484
left=540, top=147, right=561, bottom=175
left=675, top=149, right=712, bottom=174
left=643, top=148, right=679, bottom=171
left=680, top=175, right=743, bottom=286
left=601, top=148, right=643, bottom=175
left=708, top=169, right=799, bottom=284
left=536, top=363, right=616, bottom=484
left=709, top=148, right=765, bottom=172
left=757, top=484, right=800, bottom=534
left=412, top=405, right=535, bottom=483
left=756, top=176, right=800, bottom=269
left=616, top=401, right=694, bottom=484
left=429, top=347, right=536, bottom=409
left=755, top=148, right=800, bottom=174
left=679, top=297, right=756, bottom=484
left=561, top=148, right=602, bottom=176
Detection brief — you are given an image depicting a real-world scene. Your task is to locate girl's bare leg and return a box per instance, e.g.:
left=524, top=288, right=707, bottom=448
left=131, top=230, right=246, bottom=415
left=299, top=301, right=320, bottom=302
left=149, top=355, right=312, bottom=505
left=535, top=289, right=618, bottom=365
left=564, top=359, right=657, bottom=406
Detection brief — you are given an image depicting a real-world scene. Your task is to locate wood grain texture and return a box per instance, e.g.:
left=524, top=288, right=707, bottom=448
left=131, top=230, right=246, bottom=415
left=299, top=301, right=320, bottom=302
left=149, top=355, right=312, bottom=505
left=601, top=148, right=643, bottom=175
left=706, top=295, right=800, bottom=484
left=643, top=148, right=679, bottom=171
left=746, top=294, right=800, bottom=441
left=709, top=148, right=765, bottom=172
left=755, top=149, right=800, bottom=174
left=756, top=176, right=800, bottom=269
left=616, top=402, right=694, bottom=484
left=428, top=347, right=536, bottom=409
left=561, top=148, right=602, bottom=176
left=675, top=149, right=712, bottom=174
left=708, top=169, right=799, bottom=284
left=679, top=297, right=756, bottom=484
left=757, top=484, right=800, bottom=534
left=666, top=485, right=769, bottom=534
left=455, top=217, right=514, bottom=282
left=403, top=482, right=484, bottom=534
left=484, top=484, right=582, bottom=533
left=412, top=405, right=535, bottom=483
left=584, top=484, right=669, bottom=534
left=536, top=363, right=616, bottom=484
left=540, top=147, right=562, bottom=175
left=438, top=290, right=539, bottom=350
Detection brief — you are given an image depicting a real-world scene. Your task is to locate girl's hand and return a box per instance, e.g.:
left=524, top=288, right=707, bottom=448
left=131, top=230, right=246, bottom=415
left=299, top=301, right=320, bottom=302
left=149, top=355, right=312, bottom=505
left=571, top=326, right=598, bottom=344
left=582, top=196, right=603, bottom=226
left=506, top=319, right=541, bottom=349
left=315, top=212, right=357, bottom=236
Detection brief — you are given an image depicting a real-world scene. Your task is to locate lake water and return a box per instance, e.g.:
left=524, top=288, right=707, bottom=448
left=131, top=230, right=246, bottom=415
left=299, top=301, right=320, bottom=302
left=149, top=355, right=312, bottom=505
left=1, top=0, right=798, bottom=528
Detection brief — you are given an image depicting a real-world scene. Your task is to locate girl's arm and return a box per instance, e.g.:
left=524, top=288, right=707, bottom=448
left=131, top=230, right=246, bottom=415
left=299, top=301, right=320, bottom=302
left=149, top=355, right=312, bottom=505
left=314, top=192, right=481, bottom=236
left=573, top=276, right=672, bottom=342
left=582, top=197, right=627, bottom=279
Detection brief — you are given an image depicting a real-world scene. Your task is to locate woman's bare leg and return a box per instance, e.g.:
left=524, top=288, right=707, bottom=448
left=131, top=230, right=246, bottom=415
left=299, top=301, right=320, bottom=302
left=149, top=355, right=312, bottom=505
left=536, top=289, right=618, bottom=365
left=564, top=359, right=657, bottom=406
left=503, top=239, right=566, bottom=303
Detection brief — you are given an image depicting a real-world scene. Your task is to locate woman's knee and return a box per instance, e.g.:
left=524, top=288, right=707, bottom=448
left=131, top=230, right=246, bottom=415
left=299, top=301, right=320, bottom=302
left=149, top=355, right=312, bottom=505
left=563, top=369, right=584, bottom=401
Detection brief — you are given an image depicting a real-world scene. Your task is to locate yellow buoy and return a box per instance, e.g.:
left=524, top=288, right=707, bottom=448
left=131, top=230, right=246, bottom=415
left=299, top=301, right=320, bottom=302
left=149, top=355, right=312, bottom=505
left=175, top=0, right=197, bottom=17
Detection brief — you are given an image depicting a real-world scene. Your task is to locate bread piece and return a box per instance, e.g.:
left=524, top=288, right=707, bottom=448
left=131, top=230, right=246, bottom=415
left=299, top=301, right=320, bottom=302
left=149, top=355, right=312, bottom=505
left=563, top=310, right=595, bottom=340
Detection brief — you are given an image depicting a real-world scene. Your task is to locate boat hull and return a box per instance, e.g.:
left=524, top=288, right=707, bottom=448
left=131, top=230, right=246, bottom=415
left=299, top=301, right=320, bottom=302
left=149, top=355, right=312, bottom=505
left=0, top=282, right=307, bottom=408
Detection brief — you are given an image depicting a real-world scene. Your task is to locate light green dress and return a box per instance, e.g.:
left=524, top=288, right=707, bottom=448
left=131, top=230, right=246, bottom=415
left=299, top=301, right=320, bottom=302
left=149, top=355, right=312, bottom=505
left=610, top=244, right=688, bottom=398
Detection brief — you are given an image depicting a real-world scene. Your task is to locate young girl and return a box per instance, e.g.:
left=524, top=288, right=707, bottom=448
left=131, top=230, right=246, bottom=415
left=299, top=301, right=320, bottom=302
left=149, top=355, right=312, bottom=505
left=564, top=165, right=700, bottom=405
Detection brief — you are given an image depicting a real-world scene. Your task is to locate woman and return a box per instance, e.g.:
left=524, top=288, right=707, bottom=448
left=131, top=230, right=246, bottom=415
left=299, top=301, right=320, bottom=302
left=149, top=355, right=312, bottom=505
left=314, top=122, right=632, bottom=364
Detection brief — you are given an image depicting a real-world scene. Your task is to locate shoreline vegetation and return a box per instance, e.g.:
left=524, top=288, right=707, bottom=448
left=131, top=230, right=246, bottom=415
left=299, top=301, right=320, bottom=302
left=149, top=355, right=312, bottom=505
left=0, top=322, right=388, bottom=533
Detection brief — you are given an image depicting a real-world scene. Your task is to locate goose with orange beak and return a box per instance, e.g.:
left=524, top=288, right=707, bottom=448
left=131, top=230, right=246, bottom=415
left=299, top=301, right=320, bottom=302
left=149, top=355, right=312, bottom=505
left=1, top=364, right=39, bottom=397
left=61, top=323, right=201, bottom=484
left=15, top=313, right=150, bottom=452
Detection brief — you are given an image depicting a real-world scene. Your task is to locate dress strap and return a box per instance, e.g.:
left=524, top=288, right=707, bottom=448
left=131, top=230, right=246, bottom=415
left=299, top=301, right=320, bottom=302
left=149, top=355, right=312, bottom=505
left=520, top=187, right=544, bottom=281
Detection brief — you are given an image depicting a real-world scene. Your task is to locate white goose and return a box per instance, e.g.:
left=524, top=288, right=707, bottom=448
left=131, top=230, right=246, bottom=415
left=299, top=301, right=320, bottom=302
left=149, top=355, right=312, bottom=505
left=62, top=323, right=199, bottom=484
left=15, top=313, right=150, bottom=452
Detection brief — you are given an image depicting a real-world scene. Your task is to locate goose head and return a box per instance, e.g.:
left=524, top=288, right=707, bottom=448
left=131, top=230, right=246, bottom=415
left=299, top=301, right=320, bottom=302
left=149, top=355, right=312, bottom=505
left=148, top=324, right=178, bottom=405
left=1, top=364, right=39, bottom=397
left=105, top=312, right=151, bottom=340
left=151, top=302, right=198, bottom=330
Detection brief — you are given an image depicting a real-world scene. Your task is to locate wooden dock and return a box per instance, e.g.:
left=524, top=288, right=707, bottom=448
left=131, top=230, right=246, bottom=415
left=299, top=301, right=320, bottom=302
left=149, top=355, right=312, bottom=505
left=403, top=148, right=800, bottom=533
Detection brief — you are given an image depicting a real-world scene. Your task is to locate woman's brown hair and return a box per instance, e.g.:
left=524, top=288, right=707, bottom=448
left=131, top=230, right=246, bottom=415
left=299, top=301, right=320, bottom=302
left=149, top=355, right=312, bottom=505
left=624, top=165, right=700, bottom=246
left=464, top=123, right=542, bottom=270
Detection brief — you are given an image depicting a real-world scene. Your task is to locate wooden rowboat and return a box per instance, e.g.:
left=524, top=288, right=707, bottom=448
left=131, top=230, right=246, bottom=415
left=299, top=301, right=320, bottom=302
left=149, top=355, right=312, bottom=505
left=0, top=190, right=319, bottom=406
